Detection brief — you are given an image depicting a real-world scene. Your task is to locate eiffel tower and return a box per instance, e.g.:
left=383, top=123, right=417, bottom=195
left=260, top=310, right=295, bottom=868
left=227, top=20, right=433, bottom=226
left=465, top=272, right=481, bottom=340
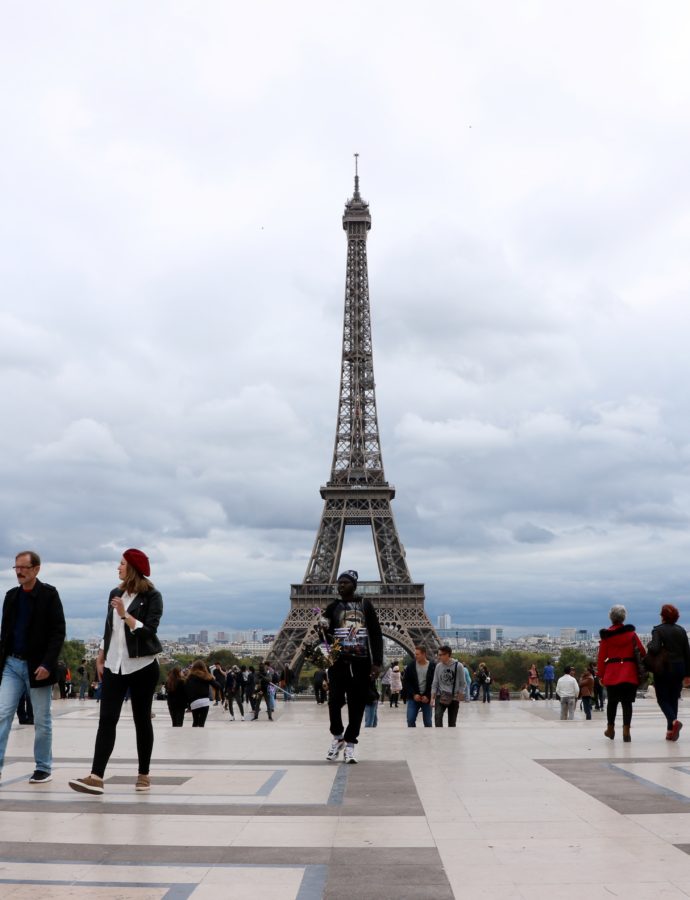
left=270, top=159, right=440, bottom=671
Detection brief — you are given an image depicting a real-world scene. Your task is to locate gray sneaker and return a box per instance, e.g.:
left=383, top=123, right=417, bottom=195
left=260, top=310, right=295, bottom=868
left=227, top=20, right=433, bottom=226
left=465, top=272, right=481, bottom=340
left=326, top=737, right=346, bottom=761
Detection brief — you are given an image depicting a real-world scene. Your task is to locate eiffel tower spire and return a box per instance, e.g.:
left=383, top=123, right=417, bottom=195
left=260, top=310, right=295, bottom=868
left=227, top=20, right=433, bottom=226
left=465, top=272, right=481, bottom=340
left=270, top=162, right=439, bottom=671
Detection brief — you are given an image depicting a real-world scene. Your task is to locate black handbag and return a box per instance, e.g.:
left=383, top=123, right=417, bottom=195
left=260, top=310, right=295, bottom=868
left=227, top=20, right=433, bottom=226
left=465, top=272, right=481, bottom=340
left=633, top=643, right=649, bottom=687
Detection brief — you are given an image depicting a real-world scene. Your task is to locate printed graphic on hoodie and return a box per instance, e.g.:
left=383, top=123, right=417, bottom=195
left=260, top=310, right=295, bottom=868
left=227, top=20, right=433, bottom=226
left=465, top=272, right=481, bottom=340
left=333, top=603, right=370, bottom=659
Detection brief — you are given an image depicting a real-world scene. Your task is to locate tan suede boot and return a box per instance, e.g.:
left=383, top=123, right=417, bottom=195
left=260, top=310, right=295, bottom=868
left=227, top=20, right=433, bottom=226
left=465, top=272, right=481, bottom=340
left=604, top=723, right=615, bottom=740
left=623, top=726, right=631, bottom=742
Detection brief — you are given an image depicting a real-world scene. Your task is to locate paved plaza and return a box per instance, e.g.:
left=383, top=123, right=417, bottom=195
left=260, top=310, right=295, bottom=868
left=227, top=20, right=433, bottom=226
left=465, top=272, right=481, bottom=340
left=3, top=694, right=690, bottom=897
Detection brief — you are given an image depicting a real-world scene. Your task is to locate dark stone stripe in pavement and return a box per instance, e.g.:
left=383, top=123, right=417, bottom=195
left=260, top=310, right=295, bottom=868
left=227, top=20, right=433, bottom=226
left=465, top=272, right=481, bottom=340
left=341, top=760, right=425, bottom=815
left=537, top=757, right=690, bottom=814
left=0, top=799, right=422, bottom=817
left=0, top=846, right=441, bottom=866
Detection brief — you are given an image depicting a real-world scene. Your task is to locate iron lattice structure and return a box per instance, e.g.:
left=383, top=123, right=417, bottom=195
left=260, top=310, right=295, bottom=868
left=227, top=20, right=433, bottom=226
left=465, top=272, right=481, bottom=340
left=270, top=164, right=440, bottom=671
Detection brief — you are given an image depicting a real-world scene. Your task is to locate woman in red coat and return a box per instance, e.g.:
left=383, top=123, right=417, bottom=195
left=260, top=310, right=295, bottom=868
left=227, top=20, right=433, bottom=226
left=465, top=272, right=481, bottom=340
left=597, top=604, right=645, bottom=742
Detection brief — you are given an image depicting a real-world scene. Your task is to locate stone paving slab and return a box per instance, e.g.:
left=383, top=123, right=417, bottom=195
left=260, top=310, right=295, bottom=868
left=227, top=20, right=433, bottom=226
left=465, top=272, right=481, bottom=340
left=3, top=694, right=690, bottom=896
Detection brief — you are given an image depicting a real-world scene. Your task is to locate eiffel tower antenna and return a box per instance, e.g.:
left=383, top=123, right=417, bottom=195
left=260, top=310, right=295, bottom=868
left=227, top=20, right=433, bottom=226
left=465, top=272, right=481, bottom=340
left=270, top=163, right=439, bottom=670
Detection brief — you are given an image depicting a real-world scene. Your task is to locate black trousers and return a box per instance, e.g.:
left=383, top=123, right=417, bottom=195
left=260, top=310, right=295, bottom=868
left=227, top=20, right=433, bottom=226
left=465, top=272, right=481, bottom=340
left=434, top=700, right=459, bottom=727
left=328, top=659, right=370, bottom=744
left=228, top=693, right=244, bottom=717
left=192, top=706, right=209, bottom=727
left=606, top=681, right=637, bottom=728
left=92, top=661, right=159, bottom=777
left=655, top=661, right=686, bottom=729
left=167, top=701, right=185, bottom=726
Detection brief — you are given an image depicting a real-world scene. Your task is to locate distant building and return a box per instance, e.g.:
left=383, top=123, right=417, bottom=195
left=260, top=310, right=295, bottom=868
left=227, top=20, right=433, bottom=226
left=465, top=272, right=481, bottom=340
left=437, top=614, right=452, bottom=630
left=437, top=626, right=504, bottom=644
left=215, top=631, right=228, bottom=642
left=560, top=628, right=590, bottom=643
left=199, top=630, right=209, bottom=644
left=229, top=641, right=271, bottom=659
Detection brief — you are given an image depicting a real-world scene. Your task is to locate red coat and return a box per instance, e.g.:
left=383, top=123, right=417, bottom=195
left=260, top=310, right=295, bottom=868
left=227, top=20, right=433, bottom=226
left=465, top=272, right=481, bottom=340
left=597, top=624, right=645, bottom=687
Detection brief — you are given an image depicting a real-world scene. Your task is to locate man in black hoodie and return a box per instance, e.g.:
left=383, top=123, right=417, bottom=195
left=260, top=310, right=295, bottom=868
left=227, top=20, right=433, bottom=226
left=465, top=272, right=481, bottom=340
left=323, top=570, right=383, bottom=764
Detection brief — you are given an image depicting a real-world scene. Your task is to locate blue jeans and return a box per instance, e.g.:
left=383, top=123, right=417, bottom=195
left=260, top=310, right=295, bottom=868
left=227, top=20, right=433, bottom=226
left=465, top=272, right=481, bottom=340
left=0, top=657, right=53, bottom=773
left=406, top=700, right=433, bottom=727
left=582, top=696, right=592, bottom=719
left=364, top=702, right=378, bottom=727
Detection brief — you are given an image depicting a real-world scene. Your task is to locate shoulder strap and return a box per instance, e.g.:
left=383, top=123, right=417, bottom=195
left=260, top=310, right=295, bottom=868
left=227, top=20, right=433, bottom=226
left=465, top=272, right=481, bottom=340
left=452, top=662, right=458, bottom=693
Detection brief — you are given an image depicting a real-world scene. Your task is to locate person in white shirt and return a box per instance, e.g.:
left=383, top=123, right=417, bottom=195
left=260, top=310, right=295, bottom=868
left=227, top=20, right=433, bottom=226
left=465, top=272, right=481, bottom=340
left=69, top=549, right=163, bottom=795
left=556, top=666, right=579, bottom=720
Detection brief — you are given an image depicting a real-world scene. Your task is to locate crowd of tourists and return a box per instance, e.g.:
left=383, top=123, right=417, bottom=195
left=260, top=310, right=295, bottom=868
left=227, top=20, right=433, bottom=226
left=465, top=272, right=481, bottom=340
left=162, top=658, right=285, bottom=725
left=1, top=549, right=690, bottom=793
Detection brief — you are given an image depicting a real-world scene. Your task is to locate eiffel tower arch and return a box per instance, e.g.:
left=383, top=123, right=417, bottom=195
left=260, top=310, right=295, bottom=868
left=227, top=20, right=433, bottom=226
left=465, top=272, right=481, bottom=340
left=270, top=160, right=440, bottom=672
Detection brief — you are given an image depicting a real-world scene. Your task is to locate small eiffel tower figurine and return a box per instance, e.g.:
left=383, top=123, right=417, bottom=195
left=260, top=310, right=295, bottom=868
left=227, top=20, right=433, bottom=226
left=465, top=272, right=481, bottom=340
left=270, top=159, right=440, bottom=672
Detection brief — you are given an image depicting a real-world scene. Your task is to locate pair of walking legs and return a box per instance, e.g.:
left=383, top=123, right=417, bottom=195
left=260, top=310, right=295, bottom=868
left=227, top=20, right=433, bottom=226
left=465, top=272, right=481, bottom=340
left=91, top=661, right=159, bottom=777
left=328, top=660, right=369, bottom=744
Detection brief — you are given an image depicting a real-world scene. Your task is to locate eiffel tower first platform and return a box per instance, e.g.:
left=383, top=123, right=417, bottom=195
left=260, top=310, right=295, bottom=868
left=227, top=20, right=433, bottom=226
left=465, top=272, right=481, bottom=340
left=270, top=160, right=440, bottom=671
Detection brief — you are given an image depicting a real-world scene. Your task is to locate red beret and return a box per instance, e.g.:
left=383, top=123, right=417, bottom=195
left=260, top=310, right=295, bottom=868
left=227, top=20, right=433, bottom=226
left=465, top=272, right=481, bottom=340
left=123, top=548, right=150, bottom=577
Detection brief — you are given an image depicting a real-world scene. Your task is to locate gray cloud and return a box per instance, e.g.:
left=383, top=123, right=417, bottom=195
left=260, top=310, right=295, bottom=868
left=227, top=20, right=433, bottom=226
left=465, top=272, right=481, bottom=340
left=2, top=3, right=690, bottom=639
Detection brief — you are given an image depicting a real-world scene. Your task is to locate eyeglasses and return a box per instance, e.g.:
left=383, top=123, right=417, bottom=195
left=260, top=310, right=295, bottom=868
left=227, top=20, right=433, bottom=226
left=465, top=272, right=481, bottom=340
left=12, top=565, right=36, bottom=572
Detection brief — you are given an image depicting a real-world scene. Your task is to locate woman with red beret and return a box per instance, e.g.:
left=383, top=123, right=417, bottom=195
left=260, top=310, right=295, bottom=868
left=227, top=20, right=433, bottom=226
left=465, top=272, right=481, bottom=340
left=597, top=604, right=645, bottom=742
left=69, top=549, right=163, bottom=795
left=647, top=604, right=690, bottom=741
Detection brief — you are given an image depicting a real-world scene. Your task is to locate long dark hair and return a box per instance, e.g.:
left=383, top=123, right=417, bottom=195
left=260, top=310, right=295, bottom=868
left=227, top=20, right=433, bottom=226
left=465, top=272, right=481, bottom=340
left=166, top=667, right=184, bottom=692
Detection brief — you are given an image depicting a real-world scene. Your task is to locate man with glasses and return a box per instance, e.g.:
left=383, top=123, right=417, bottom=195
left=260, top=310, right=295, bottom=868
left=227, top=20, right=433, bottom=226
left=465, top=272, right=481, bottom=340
left=0, top=551, right=65, bottom=783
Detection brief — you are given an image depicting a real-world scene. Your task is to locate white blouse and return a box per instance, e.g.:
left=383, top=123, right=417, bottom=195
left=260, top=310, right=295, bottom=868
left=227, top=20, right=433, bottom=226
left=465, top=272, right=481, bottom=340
left=104, top=592, right=157, bottom=675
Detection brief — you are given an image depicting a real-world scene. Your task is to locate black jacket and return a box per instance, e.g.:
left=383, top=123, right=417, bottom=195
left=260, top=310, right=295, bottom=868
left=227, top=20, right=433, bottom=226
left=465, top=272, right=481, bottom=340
left=102, top=587, right=163, bottom=659
left=401, top=659, right=436, bottom=700
left=185, top=673, right=213, bottom=704
left=0, top=580, right=66, bottom=686
left=648, top=622, right=690, bottom=672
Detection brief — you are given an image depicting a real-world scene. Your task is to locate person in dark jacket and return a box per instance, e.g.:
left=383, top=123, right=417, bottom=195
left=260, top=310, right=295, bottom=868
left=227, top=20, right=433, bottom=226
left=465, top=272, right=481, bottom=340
left=226, top=667, right=245, bottom=721
left=245, top=666, right=256, bottom=712
left=185, top=660, right=215, bottom=726
left=597, top=604, right=645, bottom=742
left=69, top=549, right=162, bottom=795
left=0, top=550, right=65, bottom=783
left=313, top=668, right=328, bottom=704
left=402, top=646, right=436, bottom=727
left=252, top=663, right=274, bottom=720
left=165, top=667, right=187, bottom=726
left=324, top=570, right=383, bottom=764
left=647, top=603, right=690, bottom=741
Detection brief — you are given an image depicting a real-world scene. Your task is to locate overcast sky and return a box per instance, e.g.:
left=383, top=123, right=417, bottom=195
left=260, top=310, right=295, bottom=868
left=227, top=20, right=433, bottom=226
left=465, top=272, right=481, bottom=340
left=2, top=2, right=690, bottom=640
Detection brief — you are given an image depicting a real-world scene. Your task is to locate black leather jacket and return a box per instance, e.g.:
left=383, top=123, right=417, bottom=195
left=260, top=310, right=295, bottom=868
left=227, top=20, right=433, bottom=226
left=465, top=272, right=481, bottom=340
left=102, top=587, right=163, bottom=659
left=648, top=622, right=690, bottom=672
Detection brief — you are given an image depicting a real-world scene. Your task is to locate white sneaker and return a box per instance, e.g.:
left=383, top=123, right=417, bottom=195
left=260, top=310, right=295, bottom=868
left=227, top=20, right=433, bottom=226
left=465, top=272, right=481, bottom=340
left=230, top=716, right=235, bottom=721
left=240, top=715, right=245, bottom=721
left=343, top=743, right=357, bottom=764
left=326, top=736, right=346, bottom=761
